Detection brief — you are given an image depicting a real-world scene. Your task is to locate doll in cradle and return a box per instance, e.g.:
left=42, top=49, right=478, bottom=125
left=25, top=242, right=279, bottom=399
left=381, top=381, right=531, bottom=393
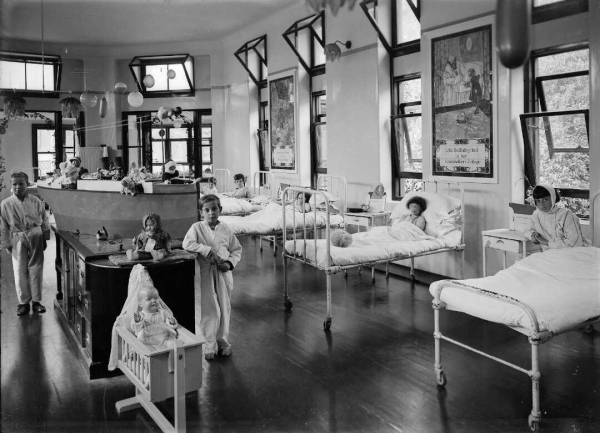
left=131, top=285, right=178, bottom=350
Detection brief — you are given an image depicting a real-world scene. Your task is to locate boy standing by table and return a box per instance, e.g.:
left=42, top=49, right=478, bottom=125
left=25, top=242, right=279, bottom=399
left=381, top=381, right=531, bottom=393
left=1, top=171, right=51, bottom=316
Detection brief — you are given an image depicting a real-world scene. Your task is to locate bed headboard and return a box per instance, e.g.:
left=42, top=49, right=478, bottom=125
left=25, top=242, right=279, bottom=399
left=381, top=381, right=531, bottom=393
left=316, top=175, right=347, bottom=215
left=252, top=171, right=276, bottom=198
left=214, top=168, right=232, bottom=192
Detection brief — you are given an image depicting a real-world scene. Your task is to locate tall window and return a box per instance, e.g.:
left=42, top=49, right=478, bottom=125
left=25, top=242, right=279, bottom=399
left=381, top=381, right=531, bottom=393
left=391, top=75, right=422, bottom=198
left=129, top=54, right=194, bottom=98
left=311, top=91, right=327, bottom=181
left=521, top=46, right=589, bottom=217
left=199, top=114, right=213, bottom=178
left=151, top=126, right=193, bottom=176
left=0, top=52, right=62, bottom=96
left=32, top=125, right=55, bottom=180
left=258, top=100, right=269, bottom=171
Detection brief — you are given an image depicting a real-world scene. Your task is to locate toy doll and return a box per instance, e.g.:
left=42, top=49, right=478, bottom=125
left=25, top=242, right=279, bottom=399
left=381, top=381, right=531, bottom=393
left=126, top=213, right=171, bottom=261
left=131, top=285, right=178, bottom=350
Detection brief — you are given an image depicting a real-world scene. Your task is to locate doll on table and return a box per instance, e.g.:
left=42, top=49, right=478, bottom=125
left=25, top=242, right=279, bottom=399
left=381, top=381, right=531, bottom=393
left=127, top=213, right=171, bottom=261
left=131, top=284, right=178, bottom=350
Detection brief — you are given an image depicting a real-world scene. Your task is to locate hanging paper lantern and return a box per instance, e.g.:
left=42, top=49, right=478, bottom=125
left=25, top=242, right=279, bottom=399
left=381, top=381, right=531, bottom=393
left=59, top=96, right=82, bottom=118
left=143, top=74, right=155, bottom=88
left=114, top=82, right=128, bottom=94
left=3, top=94, right=27, bottom=118
left=127, top=91, right=144, bottom=107
left=80, top=92, right=98, bottom=108
left=167, top=69, right=176, bottom=79
left=495, top=0, right=531, bottom=69
left=99, top=97, right=108, bottom=118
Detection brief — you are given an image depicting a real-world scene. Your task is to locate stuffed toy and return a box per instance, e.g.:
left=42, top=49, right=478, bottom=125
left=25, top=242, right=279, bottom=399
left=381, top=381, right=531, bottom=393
left=50, top=161, right=69, bottom=185
left=330, top=230, right=353, bottom=248
left=121, top=176, right=138, bottom=196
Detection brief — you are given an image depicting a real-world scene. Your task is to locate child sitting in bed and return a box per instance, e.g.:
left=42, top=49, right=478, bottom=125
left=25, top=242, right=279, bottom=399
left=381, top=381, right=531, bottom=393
left=525, top=184, right=591, bottom=250
left=200, top=177, right=218, bottom=195
left=394, top=196, right=427, bottom=231
left=131, top=285, right=178, bottom=350
left=127, top=213, right=172, bottom=261
left=294, top=191, right=312, bottom=213
left=232, top=173, right=254, bottom=199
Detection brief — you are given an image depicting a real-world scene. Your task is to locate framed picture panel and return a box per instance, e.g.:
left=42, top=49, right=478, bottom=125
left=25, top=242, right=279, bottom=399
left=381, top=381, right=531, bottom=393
left=423, top=15, right=497, bottom=183
left=268, top=71, right=297, bottom=173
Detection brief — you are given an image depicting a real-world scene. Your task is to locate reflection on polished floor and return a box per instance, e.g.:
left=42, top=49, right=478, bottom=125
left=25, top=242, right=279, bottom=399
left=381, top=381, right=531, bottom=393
left=1, top=233, right=599, bottom=432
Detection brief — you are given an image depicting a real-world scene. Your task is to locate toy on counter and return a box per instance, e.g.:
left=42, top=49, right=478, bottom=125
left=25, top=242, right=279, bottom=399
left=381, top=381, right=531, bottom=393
left=96, top=226, right=109, bottom=241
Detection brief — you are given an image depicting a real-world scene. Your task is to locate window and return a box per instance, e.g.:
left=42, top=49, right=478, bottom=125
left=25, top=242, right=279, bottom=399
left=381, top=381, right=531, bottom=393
left=199, top=114, right=213, bottom=178
left=532, top=0, right=588, bottom=24
left=32, top=125, right=55, bottom=180
left=151, top=125, right=193, bottom=176
left=258, top=99, right=269, bottom=171
left=391, top=75, right=422, bottom=199
left=311, top=91, right=327, bottom=180
left=129, top=54, right=194, bottom=97
left=0, top=52, right=62, bottom=97
left=521, top=46, right=590, bottom=217
left=360, top=0, right=420, bottom=55
left=282, top=12, right=325, bottom=75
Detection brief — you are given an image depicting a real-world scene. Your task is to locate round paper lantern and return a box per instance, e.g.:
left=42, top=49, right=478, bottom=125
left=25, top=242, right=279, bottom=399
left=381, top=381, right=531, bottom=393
left=127, top=91, right=144, bottom=107
left=173, top=121, right=182, bottom=128
left=143, top=74, right=155, bottom=88
left=114, top=82, right=127, bottom=94
left=99, top=97, right=107, bottom=118
left=80, top=93, right=98, bottom=108
left=173, top=106, right=182, bottom=116
left=167, top=69, right=176, bottom=79
left=495, top=0, right=531, bottom=69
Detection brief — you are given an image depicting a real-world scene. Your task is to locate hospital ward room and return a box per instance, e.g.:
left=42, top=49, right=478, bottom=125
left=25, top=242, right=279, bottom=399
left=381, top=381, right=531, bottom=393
left=2, top=0, right=600, bottom=432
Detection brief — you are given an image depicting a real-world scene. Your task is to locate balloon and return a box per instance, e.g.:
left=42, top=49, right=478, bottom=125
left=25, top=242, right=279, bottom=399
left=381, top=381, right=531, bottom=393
left=143, top=74, right=155, bottom=88
left=80, top=93, right=98, bottom=108
left=159, top=129, right=165, bottom=137
left=167, top=69, right=176, bottom=79
left=99, top=97, right=107, bottom=118
left=495, top=0, right=531, bottom=69
left=127, top=91, right=144, bottom=107
left=114, top=82, right=127, bottom=94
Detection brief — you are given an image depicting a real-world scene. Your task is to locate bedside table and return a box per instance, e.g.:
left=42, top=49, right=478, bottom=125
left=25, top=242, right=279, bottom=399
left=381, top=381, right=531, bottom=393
left=482, top=229, right=541, bottom=277
left=344, top=212, right=390, bottom=234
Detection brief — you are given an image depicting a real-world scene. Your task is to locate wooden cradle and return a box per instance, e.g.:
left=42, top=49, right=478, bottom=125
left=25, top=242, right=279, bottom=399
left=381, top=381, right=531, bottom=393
left=113, top=315, right=205, bottom=432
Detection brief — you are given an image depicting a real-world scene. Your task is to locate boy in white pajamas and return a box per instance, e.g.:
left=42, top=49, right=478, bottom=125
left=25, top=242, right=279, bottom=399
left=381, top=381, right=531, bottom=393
left=183, top=194, right=242, bottom=360
left=1, top=171, right=51, bottom=316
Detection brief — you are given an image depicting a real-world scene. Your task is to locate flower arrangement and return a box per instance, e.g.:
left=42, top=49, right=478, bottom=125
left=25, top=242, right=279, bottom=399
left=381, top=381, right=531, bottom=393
left=3, top=94, right=27, bottom=118
left=59, top=96, right=82, bottom=119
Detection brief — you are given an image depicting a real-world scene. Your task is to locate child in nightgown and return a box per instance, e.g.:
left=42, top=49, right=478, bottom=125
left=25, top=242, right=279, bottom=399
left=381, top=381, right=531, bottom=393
left=394, top=196, right=427, bottom=232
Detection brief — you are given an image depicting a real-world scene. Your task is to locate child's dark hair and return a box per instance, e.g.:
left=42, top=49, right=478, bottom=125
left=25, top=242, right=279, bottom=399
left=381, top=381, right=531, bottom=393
left=208, top=177, right=217, bottom=184
left=233, top=173, right=245, bottom=182
left=406, top=196, right=427, bottom=212
left=142, top=213, right=163, bottom=231
left=296, top=191, right=312, bottom=203
left=532, top=185, right=561, bottom=203
left=11, top=171, right=29, bottom=182
left=200, top=194, right=221, bottom=209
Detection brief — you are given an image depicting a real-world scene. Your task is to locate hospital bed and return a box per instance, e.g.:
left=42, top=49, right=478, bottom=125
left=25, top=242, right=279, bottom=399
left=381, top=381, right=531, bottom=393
left=429, top=189, right=600, bottom=431
left=283, top=180, right=466, bottom=331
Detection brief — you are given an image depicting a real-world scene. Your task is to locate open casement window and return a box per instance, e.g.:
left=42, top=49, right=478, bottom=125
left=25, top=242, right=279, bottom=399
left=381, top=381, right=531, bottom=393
left=129, top=54, right=194, bottom=98
left=360, top=0, right=420, bottom=56
left=258, top=100, right=269, bottom=172
left=532, top=0, right=588, bottom=24
left=282, top=12, right=325, bottom=75
left=0, top=52, right=62, bottom=97
left=391, top=75, right=422, bottom=199
left=523, top=46, right=590, bottom=218
left=311, top=91, right=327, bottom=180
left=234, top=35, right=268, bottom=87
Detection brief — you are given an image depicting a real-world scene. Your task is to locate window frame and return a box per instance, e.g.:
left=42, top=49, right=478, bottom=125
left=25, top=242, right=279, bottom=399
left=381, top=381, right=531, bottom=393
left=129, top=54, right=195, bottom=98
left=311, top=90, right=327, bottom=182
left=532, top=0, right=588, bottom=25
left=0, top=51, right=62, bottom=97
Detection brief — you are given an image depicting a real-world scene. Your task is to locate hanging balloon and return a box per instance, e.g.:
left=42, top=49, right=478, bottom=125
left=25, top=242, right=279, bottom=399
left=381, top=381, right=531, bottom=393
left=99, top=97, right=108, bottom=118
left=80, top=93, right=98, bottom=108
left=127, top=91, right=144, bottom=107
left=495, top=0, right=531, bottom=69
left=167, top=69, right=176, bottom=79
left=159, top=129, right=165, bottom=137
left=114, top=82, right=127, bottom=94
left=143, top=74, right=155, bottom=88
left=173, top=121, right=182, bottom=128
left=173, top=106, right=182, bottom=116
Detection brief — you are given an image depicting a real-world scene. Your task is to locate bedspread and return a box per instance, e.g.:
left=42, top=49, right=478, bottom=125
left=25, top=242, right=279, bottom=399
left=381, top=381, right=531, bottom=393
left=219, top=196, right=262, bottom=215
left=429, top=247, right=600, bottom=334
left=285, top=222, right=454, bottom=268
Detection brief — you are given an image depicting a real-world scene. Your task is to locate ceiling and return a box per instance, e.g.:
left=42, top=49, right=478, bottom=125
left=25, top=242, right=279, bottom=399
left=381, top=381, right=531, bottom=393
left=0, top=0, right=300, bottom=47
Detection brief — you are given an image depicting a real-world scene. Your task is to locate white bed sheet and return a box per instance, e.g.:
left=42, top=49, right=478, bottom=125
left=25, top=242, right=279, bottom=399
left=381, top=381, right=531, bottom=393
left=219, top=196, right=262, bottom=215
left=284, top=222, right=457, bottom=268
left=429, top=247, right=600, bottom=334
left=220, top=202, right=344, bottom=235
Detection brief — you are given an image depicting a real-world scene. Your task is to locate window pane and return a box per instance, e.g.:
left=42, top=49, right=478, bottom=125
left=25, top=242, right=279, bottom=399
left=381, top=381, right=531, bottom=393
left=399, top=78, right=421, bottom=104
left=152, top=128, right=166, bottom=139
left=537, top=48, right=588, bottom=76
left=37, top=153, right=55, bottom=174
left=0, top=60, right=25, bottom=89
left=201, top=147, right=212, bottom=163
left=168, top=63, right=188, bottom=90
left=201, top=127, right=212, bottom=140
left=540, top=75, right=588, bottom=110
left=145, top=65, right=168, bottom=91
left=128, top=146, right=143, bottom=168
left=44, top=64, right=55, bottom=90
left=170, top=141, right=188, bottom=163
left=541, top=113, right=588, bottom=150
left=534, top=0, right=573, bottom=6
left=396, top=0, right=421, bottom=45
left=152, top=165, right=162, bottom=175
left=539, top=151, right=589, bottom=190
left=315, top=123, right=327, bottom=169
left=152, top=141, right=164, bottom=163
left=177, top=164, right=190, bottom=177
left=394, top=115, right=422, bottom=172
left=170, top=128, right=188, bottom=139
left=37, top=129, right=55, bottom=152
left=202, top=164, right=213, bottom=177
left=317, top=95, right=326, bottom=117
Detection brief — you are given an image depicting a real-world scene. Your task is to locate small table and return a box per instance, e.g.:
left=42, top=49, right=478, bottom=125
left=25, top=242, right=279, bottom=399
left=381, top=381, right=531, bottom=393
left=482, top=229, right=541, bottom=277
left=344, top=211, right=390, bottom=234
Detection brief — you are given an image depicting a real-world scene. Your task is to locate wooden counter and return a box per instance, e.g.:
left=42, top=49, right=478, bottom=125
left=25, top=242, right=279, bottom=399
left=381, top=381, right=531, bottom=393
left=53, top=229, right=196, bottom=379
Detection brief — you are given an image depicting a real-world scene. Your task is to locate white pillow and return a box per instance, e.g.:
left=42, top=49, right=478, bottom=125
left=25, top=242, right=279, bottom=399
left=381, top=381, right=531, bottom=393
left=391, top=191, right=462, bottom=238
left=310, top=191, right=340, bottom=205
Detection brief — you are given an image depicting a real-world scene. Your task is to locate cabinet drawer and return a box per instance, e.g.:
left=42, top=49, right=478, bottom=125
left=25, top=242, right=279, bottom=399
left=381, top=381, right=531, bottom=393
left=483, top=236, right=520, bottom=253
left=76, top=290, right=92, bottom=321
left=77, top=258, right=86, bottom=291
left=345, top=216, right=369, bottom=227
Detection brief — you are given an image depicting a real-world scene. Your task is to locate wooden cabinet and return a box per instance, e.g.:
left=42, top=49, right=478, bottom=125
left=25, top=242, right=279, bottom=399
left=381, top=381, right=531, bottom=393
left=53, top=229, right=196, bottom=379
left=344, top=212, right=390, bottom=234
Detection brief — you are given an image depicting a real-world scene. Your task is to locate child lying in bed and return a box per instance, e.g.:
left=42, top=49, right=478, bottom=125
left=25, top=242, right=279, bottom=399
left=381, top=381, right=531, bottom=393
left=525, top=184, right=591, bottom=250
left=393, top=196, right=427, bottom=231
left=131, top=285, right=178, bottom=350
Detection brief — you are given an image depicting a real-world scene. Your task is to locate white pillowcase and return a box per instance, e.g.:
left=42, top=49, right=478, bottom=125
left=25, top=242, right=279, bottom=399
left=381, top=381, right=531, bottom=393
left=310, top=191, right=340, bottom=205
left=391, top=191, right=462, bottom=238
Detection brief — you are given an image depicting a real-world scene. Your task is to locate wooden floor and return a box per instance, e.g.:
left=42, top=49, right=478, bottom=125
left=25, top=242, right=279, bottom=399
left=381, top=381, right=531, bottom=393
left=1, top=233, right=599, bottom=432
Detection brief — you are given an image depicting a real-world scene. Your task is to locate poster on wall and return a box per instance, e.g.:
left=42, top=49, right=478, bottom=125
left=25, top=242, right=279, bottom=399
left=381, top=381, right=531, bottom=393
left=429, top=18, right=495, bottom=181
left=269, top=72, right=297, bottom=173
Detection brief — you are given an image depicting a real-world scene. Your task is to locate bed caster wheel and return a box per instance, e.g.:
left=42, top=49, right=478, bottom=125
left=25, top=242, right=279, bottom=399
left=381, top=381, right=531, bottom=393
left=528, top=414, right=539, bottom=431
left=284, top=299, right=293, bottom=310
left=323, top=319, right=331, bottom=331
left=436, top=371, right=447, bottom=386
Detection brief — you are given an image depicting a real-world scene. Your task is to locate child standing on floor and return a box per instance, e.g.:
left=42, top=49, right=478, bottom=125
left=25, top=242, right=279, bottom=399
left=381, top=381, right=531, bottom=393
left=0, top=171, right=51, bottom=316
left=525, top=184, right=591, bottom=250
left=183, top=194, right=242, bottom=360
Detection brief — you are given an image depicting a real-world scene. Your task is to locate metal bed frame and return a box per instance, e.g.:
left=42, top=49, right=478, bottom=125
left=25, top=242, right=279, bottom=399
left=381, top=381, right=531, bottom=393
left=283, top=180, right=466, bottom=331
left=213, top=168, right=232, bottom=193
left=431, top=188, right=599, bottom=432
left=252, top=170, right=277, bottom=198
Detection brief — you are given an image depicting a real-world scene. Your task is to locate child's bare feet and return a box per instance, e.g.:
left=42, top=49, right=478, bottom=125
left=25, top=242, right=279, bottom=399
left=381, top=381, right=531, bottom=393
left=218, top=347, right=231, bottom=357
